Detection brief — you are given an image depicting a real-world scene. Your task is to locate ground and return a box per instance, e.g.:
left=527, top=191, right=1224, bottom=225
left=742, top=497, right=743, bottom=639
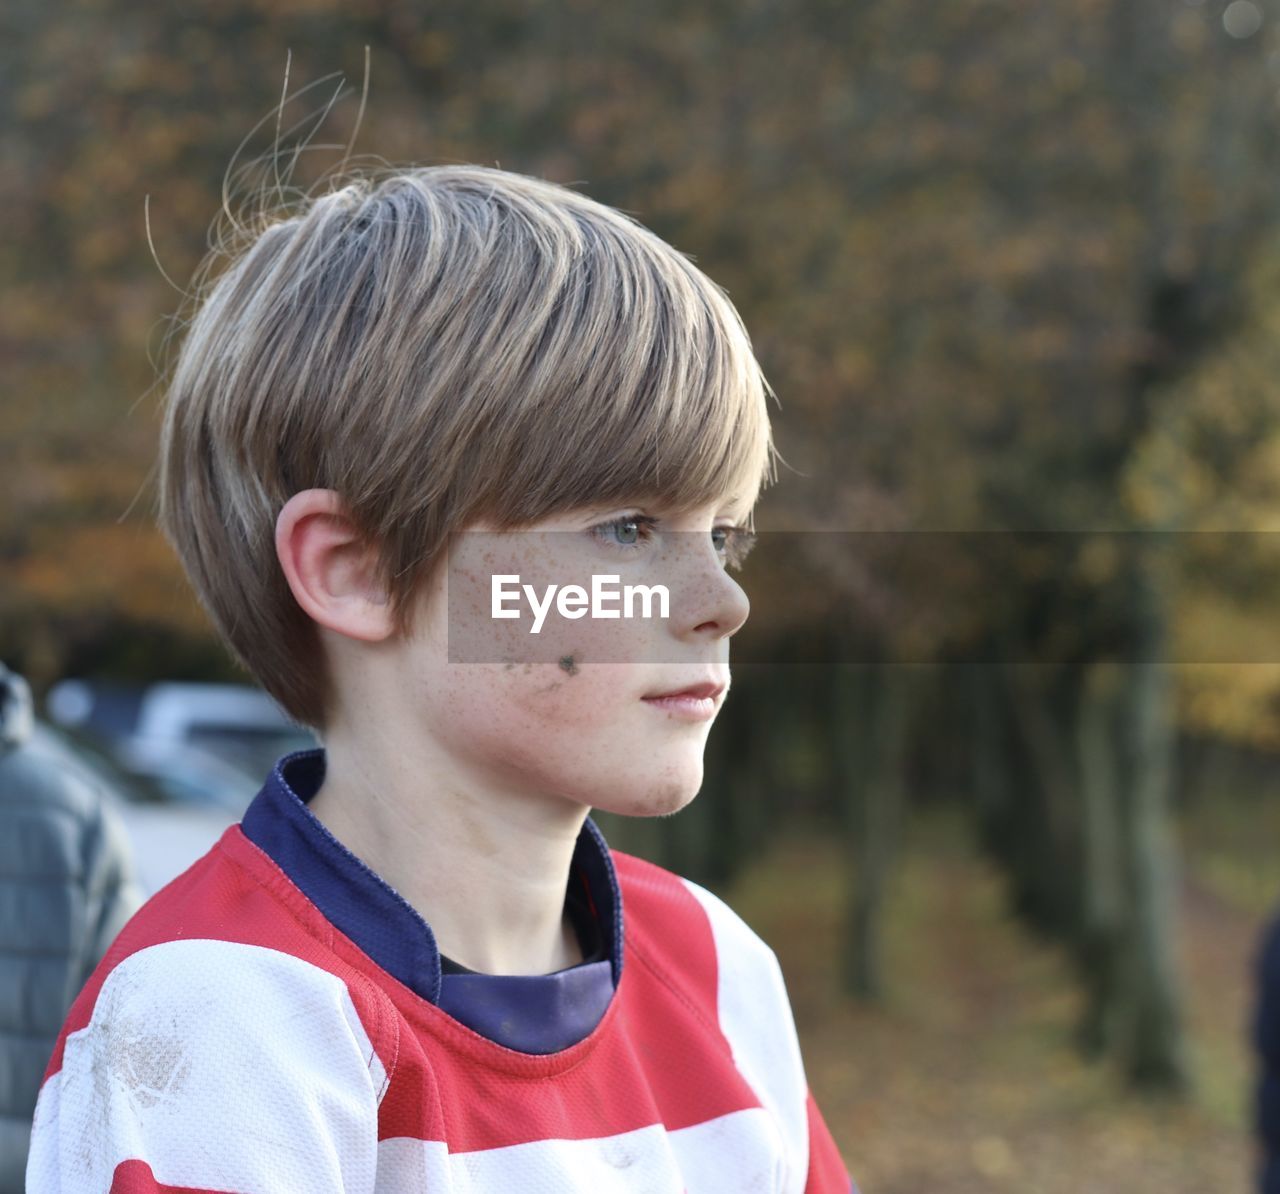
left=723, top=800, right=1270, bottom=1193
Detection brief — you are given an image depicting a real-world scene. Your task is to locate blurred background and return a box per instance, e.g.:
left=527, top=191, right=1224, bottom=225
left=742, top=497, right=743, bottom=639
left=7, top=0, right=1280, bottom=1189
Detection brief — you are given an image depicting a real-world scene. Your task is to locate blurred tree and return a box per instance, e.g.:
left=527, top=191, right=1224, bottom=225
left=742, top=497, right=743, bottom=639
left=7, top=0, right=1280, bottom=1097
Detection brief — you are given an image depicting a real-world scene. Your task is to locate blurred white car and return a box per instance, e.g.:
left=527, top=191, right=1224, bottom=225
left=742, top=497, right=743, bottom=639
left=47, top=679, right=316, bottom=813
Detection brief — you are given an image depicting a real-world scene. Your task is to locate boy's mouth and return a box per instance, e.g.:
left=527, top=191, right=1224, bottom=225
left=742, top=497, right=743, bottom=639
left=642, top=681, right=724, bottom=701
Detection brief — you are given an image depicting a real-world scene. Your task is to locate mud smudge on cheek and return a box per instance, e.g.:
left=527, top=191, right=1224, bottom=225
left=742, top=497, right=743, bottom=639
left=534, top=652, right=580, bottom=693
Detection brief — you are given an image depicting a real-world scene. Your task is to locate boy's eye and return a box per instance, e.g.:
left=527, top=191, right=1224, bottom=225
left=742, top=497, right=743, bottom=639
left=591, top=514, right=658, bottom=549
left=614, top=520, right=642, bottom=546
left=589, top=515, right=756, bottom=567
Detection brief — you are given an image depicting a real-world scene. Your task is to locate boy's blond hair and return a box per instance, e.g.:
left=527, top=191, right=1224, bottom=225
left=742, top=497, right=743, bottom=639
left=158, top=164, right=778, bottom=730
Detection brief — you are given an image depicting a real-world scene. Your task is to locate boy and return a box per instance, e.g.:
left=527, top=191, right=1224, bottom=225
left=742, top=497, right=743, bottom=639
left=27, top=163, right=856, bottom=1192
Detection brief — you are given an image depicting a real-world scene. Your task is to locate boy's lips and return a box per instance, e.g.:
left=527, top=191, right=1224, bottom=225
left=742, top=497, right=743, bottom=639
left=641, top=681, right=725, bottom=701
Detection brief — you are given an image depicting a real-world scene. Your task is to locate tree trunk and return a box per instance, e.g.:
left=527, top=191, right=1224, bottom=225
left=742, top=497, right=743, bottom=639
left=838, top=661, right=910, bottom=1001
left=968, top=660, right=1013, bottom=870
left=1114, top=537, right=1190, bottom=1093
left=997, top=661, right=1082, bottom=941
left=1074, top=660, right=1126, bottom=1059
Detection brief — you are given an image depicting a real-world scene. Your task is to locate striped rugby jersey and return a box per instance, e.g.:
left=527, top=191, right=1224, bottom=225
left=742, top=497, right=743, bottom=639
left=27, top=750, right=857, bottom=1192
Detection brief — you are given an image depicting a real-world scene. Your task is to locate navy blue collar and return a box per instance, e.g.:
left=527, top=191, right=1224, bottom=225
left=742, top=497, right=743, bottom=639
left=241, top=748, right=624, bottom=1054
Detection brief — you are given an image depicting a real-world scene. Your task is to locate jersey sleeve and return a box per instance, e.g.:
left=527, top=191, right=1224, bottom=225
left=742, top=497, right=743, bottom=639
left=678, top=877, right=856, bottom=1194
left=26, top=937, right=392, bottom=1194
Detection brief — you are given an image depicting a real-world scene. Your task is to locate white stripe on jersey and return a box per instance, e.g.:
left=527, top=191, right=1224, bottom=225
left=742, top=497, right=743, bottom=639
left=27, top=938, right=386, bottom=1194
left=678, top=876, right=811, bottom=1194
left=373, top=1105, right=784, bottom=1192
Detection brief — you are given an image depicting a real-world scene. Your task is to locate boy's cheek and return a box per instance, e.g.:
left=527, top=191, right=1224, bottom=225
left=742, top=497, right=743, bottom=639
left=420, top=665, right=708, bottom=814
left=427, top=661, right=633, bottom=736
left=497, top=662, right=638, bottom=725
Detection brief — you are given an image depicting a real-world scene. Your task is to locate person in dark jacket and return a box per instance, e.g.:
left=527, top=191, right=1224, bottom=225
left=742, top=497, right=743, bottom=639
left=0, top=663, right=142, bottom=1192
left=1255, top=911, right=1280, bottom=1193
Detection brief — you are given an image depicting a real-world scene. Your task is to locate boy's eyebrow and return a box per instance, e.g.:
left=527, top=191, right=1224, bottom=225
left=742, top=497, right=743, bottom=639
left=567, top=492, right=757, bottom=527
left=644, top=498, right=756, bottom=522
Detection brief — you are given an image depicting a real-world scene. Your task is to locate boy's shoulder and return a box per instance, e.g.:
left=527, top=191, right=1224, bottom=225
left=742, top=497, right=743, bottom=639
left=29, top=825, right=399, bottom=1192
left=44, top=822, right=398, bottom=1087
left=79, top=820, right=352, bottom=967
left=608, top=846, right=797, bottom=1050
left=610, top=845, right=783, bottom=973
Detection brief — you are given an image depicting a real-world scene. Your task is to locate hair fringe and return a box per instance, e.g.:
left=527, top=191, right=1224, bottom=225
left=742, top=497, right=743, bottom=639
left=153, top=59, right=780, bottom=728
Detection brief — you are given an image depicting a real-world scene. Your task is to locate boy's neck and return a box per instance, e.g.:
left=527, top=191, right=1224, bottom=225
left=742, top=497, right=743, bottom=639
left=305, top=736, right=591, bottom=977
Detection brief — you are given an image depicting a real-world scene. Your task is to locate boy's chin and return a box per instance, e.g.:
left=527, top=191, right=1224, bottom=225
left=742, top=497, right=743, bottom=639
left=588, top=765, right=704, bottom=820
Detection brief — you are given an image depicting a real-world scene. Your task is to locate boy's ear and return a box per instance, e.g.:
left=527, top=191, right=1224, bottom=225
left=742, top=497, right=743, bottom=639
left=275, top=489, right=395, bottom=643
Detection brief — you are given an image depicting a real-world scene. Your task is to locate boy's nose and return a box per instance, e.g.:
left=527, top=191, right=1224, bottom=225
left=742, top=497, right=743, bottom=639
left=661, top=545, right=750, bottom=646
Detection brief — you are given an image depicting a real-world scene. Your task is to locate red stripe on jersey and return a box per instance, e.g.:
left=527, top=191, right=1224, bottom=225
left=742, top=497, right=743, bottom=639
left=612, top=852, right=722, bottom=1036
left=803, top=1086, right=854, bottom=1193
left=373, top=850, right=760, bottom=1151
left=110, top=1159, right=229, bottom=1193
